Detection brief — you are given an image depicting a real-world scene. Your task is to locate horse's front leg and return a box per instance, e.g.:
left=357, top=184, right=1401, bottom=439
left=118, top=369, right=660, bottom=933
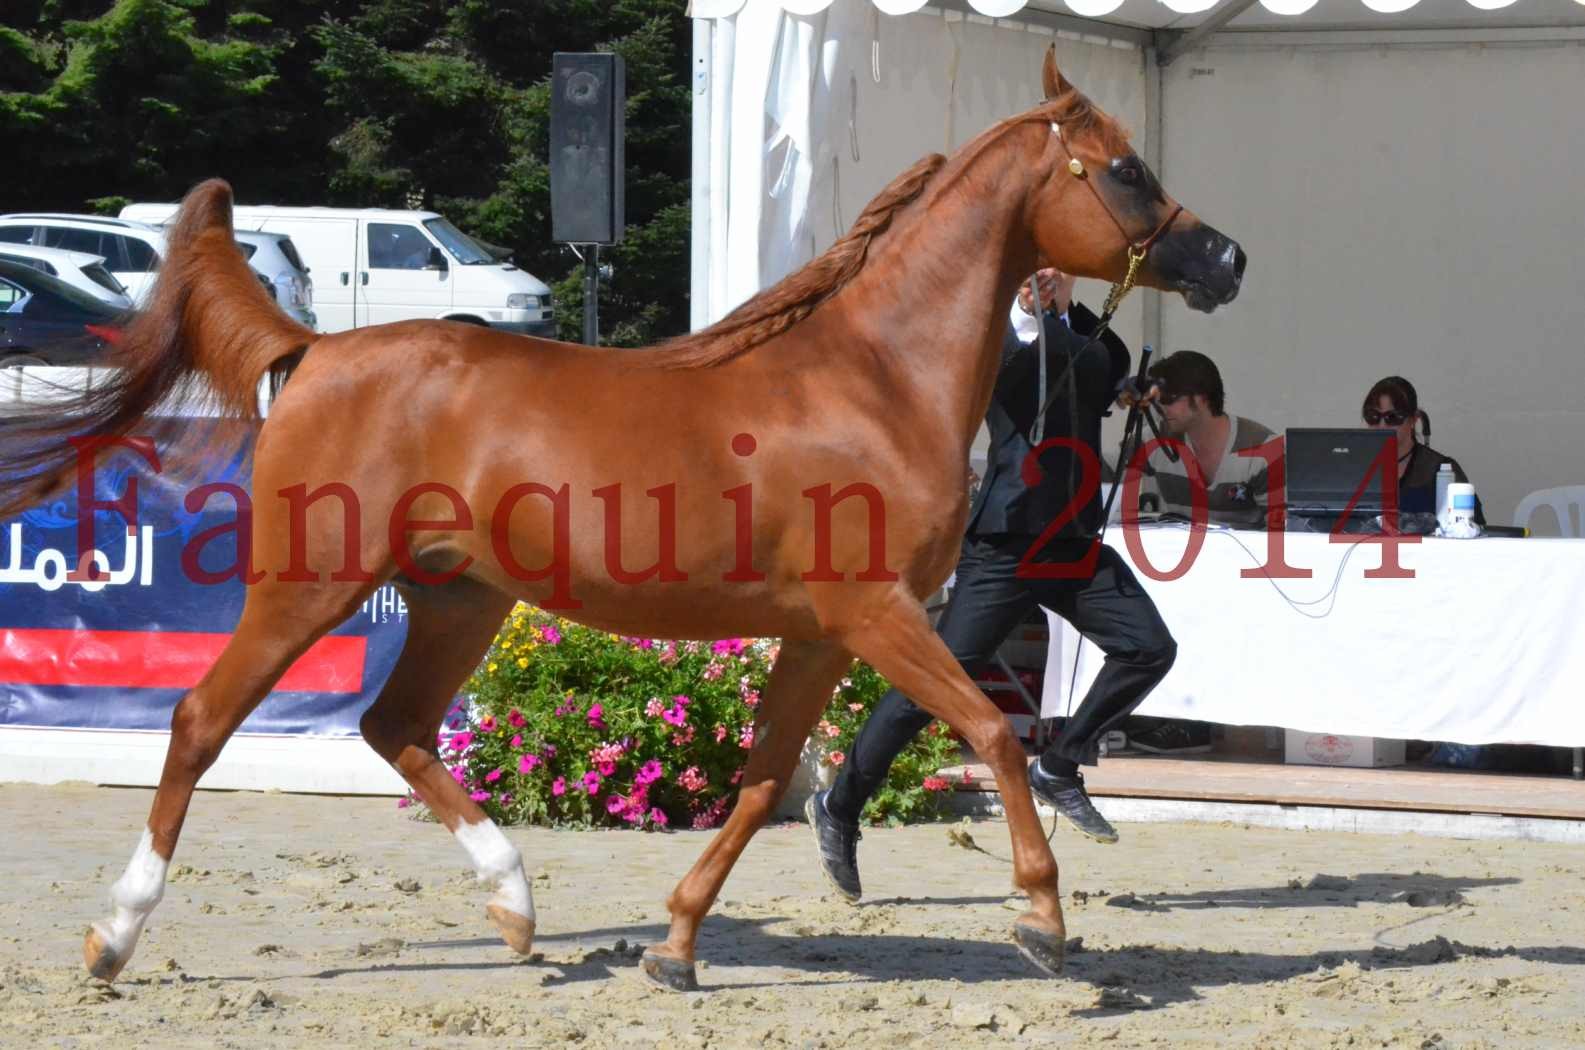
left=844, top=595, right=1067, bottom=975
left=642, top=638, right=852, bottom=991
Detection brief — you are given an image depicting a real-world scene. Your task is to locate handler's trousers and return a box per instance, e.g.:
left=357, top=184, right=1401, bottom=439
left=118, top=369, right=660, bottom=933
left=825, top=534, right=1176, bottom=825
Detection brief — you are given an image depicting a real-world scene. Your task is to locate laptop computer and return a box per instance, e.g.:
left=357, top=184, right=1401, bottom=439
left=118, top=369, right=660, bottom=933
left=1283, top=428, right=1395, bottom=529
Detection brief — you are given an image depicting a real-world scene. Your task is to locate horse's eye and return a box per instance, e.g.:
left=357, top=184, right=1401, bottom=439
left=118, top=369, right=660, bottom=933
left=1116, top=166, right=1142, bottom=186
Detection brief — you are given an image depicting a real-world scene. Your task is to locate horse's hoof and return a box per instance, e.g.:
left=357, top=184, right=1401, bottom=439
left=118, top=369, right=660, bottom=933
left=640, top=950, right=699, bottom=992
left=83, top=925, right=129, bottom=983
left=486, top=904, right=536, bottom=955
left=1012, top=919, right=1065, bottom=977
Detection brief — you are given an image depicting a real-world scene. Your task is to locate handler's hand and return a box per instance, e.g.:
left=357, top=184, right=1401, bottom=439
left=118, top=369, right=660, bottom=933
left=1115, top=376, right=1162, bottom=409
left=1018, top=268, right=1073, bottom=317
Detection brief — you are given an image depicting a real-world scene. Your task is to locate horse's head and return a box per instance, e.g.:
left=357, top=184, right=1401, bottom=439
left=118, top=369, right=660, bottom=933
left=1026, top=49, right=1244, bottom=313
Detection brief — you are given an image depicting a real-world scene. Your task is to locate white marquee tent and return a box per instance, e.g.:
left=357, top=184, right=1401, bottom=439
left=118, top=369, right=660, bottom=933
left=688, top=0, right=1585, bottom=532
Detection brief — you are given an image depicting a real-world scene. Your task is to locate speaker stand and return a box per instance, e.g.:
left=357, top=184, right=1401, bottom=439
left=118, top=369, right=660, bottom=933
left=582, top=245, right=600, bottom=346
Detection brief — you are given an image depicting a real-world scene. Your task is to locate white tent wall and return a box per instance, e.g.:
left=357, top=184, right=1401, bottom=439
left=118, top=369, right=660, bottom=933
left=693, top=7, right=1149, bottom=463
left=1158, top=33, right=1585, bottom=533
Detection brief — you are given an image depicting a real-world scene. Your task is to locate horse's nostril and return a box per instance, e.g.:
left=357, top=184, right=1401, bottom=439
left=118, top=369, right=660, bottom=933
left=1231, top=244, right=1247, bottom=280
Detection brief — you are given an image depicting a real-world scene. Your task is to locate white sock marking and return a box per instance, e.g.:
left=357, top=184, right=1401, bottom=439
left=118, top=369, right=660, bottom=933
left=94, top=827, right=168, bottom=958
left=453, top=817, right=533, bottom=921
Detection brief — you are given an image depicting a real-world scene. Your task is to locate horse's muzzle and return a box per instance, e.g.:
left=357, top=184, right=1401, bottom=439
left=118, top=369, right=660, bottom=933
left=1155, top=223, right=1245, bottom=314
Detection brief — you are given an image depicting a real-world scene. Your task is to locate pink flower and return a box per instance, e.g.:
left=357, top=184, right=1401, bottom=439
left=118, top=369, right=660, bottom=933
left=508, top=709, right=526, bottom=728
left=730, top=769, right=744, bottom=785
left=485, top=768, right=503, bottom=783
left=396, top=797, right=412, bottom=809
left=702, top=663, right=724, bottom=682
left=552, top=777, right=567, bottom=796
left=848, top=703, right=864, bottom=713
left=659, top=643, right=678, bottom=665
left=607, top=794, right=628, bottom=815
left=637, top=759, right=664, bottom=786
left=645, top=697, right=665, bottom=718
left=677, top=766, right=708, bottom=793
left=447, top=731, right=473, bottom=752
left=922, top=776, right=950, bottom=792
left=818, top=720, right=839, bottom=739
left=738, top=724, right=755, bottom=749
left=544, top=744, right=557, bottom=757
left=542, top=625, right=562, bottom=645
left=827, top=750, right=846, bottom=766
left=714, top=724, right=728, bottom=743
left=470, top=790, right=491, bottom=802
left=598, top=761, right=616, bottom=776
left=587, top=704, right=606, bottom=730
left=478, top=715, right=498, bottom=733
left=518, top=753, right=540, bottom=774
left=634, top=637, right=652, bottom=650
left=712, top=638, right=746, bottom=656
left=581, top=770, right=602, bottom=794
left=450, top=765, right=467, bottom=784
left=670, top=725, right=695, bottom=746
left=742, top=690, right=760, bottom=708
left=674, top=694, right=692, bottom=707
left=510, top=734, right=523, bottom=749
left=662, top=703, right=688, bottom=727
left=649, top=807, right=669, bottom=828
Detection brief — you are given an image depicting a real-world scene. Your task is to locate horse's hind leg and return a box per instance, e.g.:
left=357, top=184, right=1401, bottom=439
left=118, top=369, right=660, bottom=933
left=843, top=596, right=1067, bottom=977
left=642, top=638, right=852, bottom=992
left=355, top=578, right=533, bottom=953
left=83, top=576, right=378, bottom=981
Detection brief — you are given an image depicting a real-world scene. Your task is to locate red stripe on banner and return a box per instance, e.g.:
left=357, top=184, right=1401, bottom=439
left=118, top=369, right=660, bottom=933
left=0, top=629, right=366, bottom=693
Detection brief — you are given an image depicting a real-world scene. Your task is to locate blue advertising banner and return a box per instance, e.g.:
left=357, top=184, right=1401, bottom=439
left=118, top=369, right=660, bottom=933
left=0, top=419, right=408, bottom=736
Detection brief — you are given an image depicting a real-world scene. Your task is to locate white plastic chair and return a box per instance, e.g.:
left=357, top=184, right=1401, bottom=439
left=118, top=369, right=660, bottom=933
left=1514, top=486, right=1585, bottom=538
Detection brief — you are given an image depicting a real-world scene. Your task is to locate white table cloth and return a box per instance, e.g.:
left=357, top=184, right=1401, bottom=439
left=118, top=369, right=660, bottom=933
left=1042, top=526, right=1585, bottom=747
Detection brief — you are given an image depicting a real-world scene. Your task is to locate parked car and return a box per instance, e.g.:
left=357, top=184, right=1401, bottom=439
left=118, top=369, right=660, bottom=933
left=0, top=243, right=132, bottom=310
left=120, top=203, right=552, bottom=336
left=0, top=213, right=315, bottom=328
left=233, top=230, right=316, bottom=330
left=0, top=258, right=123, bottom=367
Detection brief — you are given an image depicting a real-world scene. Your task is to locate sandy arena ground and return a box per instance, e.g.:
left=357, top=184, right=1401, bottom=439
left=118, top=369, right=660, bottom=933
left=1, top=782, right=1582, bottom=1049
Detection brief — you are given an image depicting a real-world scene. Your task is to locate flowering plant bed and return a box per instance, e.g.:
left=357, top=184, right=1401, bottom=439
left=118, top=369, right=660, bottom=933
left=408, top=606, right=961, bottom=829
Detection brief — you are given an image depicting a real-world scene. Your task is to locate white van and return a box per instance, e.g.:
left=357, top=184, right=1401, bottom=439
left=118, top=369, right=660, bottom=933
left=120, top=203, right=555, bottom=337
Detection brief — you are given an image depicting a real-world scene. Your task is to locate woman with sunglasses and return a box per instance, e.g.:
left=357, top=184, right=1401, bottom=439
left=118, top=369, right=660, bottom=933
left=1362, top=376, right=1484, bottom=525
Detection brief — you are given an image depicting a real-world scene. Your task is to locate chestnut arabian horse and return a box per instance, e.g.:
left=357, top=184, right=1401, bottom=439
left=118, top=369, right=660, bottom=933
left=8, top=52, right=1243, bottom=991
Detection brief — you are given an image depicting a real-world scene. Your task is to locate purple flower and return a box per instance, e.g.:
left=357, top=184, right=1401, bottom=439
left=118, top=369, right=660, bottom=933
left=587, top=703, right=605, bottom=728
left=447, top=731, right=473, bottom=752
left=518, top=753, right=540, bottom=774
left=607, top=794, right=628, bottom=815
left=662, top=704, right=688, bottom=727
left=581, top=770, right=603, bottom=794
left=542, top=625, right=562, bottom=645
left=469, top=790, right=491, bottom=802
left=649, top=807, right=669, bottom=828
left=396, top=797, right=412, bottom=809
left=485, top=768, right=503, bottom=783
left=637, top=759, right=664, bottom=786
left=551, top=777, right=566, bottom=796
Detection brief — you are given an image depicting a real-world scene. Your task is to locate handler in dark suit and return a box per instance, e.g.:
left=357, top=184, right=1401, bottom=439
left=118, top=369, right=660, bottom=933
left=807, top=269, right=1178, bottom=902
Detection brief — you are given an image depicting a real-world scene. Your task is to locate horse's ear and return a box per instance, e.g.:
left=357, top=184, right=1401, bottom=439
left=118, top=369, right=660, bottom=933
left=1042, top=45, right=1073, bottom=100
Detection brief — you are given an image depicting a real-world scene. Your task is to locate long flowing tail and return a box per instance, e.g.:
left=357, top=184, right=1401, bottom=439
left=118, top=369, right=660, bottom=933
left=0, top=178, right=316, bottom=519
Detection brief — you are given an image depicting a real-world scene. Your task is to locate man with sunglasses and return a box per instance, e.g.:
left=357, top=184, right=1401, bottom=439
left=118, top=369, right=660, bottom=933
left=1136, top=350, right=1278, bottom=530
left=805, top=268, right=1180, bottom=902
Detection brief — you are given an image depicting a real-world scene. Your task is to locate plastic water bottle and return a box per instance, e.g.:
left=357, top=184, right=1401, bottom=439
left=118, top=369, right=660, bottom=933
left=1435, top=462, right=1455, bottom=522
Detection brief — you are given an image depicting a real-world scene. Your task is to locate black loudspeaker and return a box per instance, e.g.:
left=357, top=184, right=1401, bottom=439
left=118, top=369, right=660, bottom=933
left=550, top=52, right=625, bottom=245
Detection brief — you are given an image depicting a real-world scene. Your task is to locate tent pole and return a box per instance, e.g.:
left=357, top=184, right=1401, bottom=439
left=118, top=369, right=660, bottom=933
left=1156, top=0, right=1261, bottom=68
left=690, top=16, right=713, bottom=332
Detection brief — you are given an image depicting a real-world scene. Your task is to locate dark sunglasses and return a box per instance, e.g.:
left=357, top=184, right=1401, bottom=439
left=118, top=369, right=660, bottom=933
left=1363, top=409, right=1410, bottom=426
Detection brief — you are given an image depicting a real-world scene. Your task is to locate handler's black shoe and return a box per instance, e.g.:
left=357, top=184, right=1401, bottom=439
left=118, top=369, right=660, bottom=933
left=1028, top=763, right=1119, bottom=844
left=805, top=789, right=862, bottom=903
